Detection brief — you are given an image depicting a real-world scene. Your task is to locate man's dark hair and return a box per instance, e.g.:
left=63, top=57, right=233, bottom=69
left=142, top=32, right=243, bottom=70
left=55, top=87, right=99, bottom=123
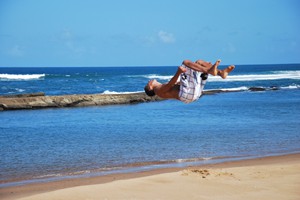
left=144, top=86, right=156, bottom=96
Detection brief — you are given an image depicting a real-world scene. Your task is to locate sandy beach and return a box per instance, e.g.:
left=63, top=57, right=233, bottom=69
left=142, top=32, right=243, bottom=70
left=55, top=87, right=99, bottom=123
left=1, top=153, right=299, bottom=200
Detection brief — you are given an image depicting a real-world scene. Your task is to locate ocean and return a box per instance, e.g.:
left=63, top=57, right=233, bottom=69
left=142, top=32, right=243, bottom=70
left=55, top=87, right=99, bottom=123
left=0, top=64, right=300, bottom=187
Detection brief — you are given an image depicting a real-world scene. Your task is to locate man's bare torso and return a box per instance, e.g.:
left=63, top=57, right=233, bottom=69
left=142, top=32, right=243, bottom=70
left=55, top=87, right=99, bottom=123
left=154, top=84, right=180, bottom=100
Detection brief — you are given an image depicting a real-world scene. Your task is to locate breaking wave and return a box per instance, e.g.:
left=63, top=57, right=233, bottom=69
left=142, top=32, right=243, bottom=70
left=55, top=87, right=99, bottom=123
left=0, top=74, right=45, bottom=81
left=102, top=90, right=143, bottom=94
left=209, top=70, right=300, bottom=82
left=140, top=71, right=300, bottom=82
left=205, top=85, right=300, bottom=92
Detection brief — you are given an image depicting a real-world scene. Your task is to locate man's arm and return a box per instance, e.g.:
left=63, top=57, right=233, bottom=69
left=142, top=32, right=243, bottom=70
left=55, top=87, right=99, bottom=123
left=160, top=66, right=186, bottom=92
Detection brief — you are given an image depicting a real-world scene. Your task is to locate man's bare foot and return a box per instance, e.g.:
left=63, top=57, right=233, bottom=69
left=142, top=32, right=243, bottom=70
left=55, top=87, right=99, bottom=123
left=208, top=59, right=221, bottom=76
left=218, top=65, right=235, bottom=79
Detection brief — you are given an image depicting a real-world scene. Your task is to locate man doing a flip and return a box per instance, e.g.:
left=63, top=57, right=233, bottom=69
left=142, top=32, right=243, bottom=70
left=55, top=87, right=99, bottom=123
left=144, top=59, right=235, bottom=103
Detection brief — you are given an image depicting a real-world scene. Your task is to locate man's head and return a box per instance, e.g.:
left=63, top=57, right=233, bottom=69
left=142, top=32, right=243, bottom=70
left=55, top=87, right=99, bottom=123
left=144, top=79, right=157, bottom=96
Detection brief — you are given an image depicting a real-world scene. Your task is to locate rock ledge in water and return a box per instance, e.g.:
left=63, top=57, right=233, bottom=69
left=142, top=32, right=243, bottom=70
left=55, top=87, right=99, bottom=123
left=0, top=92, right=161, bottom=111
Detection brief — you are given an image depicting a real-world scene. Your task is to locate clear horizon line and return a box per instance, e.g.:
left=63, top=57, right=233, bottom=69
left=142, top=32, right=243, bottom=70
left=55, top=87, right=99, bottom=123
left=0, top=62, right=300, bottom=68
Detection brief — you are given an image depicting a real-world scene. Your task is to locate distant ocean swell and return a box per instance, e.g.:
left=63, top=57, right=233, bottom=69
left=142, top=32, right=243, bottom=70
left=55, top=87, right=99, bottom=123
left=133, top=70, right=300, bottom=82
left=1, top=70, right=299, bottom=82
left=0, top=65, right=299, bottom=97
left=1, top=70, right=299, bottom=96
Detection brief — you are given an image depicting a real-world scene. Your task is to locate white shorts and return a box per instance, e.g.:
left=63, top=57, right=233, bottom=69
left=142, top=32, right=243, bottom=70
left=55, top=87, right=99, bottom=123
left=179, top=65, right=207, bottom=103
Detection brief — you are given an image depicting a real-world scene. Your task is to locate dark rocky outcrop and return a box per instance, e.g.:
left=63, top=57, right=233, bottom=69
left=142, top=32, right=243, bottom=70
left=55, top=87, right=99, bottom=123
left=249, top=86, right=279, bottom=91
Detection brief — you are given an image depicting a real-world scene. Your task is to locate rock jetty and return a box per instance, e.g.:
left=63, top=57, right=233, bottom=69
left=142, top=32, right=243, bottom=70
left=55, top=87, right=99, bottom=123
left=0, top=92, right=161, bottom=111
left=0, top=86, right=279, bottom=111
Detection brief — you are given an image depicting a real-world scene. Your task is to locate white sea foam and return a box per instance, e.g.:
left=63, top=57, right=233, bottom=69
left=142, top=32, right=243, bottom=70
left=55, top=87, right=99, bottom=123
left=102, top=90, right=143, bottom=94
left=0, top=74, right=45, bottom=80
left=174, top=157, right=215, bottom=163
left=205, top=85, right=299, bottom=92
left=216, top=86, right=249, bottom=91
left=202, top=157, right=213, bottom=160
left=138, top=70, right=300, bottom=82
left=15, top=88, right=25, bottom=92
left=35, top=173, right=63, bottom=178
left=138, top=74, right=173, bottom=80
left=208, top=70, right=300, bottom=82
left=175, top=158, right=202, bottom=163
left=280, top=84, right=300, bottom=89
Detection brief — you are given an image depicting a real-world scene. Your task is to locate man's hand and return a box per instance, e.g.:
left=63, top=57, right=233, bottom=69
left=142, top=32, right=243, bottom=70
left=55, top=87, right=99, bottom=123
left=178, top=66, right=187, bottom=73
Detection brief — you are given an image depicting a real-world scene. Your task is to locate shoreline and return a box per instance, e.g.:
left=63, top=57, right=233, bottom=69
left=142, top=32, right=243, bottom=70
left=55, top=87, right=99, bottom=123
left=1, top=153, right=299, bottom=200
left=0, top=154, right=251, bottom=188
left=2, top=151, right=297, bottom=189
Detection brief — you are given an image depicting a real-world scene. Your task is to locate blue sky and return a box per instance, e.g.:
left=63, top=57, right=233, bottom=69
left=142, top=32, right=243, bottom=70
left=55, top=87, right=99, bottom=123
left=0, top=0, right=299, bottom=67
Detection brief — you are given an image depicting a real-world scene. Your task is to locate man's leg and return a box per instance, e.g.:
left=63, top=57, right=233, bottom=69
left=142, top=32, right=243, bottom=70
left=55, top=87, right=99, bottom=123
left=195, top=60, right=212, bottom=68
left=182, top=59, right=234, bottom=78
left=182, top=60, right=211, bottom=73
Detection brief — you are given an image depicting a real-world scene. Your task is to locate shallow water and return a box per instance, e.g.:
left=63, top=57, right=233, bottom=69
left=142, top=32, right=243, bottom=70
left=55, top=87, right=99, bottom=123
left=1, top=89, right=300, bottom=186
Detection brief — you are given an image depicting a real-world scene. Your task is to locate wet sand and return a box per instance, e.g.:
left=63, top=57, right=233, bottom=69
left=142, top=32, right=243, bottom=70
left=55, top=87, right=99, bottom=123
left=1, top=153, right=299, bottom=200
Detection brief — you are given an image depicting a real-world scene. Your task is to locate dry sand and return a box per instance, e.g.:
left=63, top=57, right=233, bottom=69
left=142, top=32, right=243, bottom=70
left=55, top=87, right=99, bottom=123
left=2, top=153, right=300, bottom=200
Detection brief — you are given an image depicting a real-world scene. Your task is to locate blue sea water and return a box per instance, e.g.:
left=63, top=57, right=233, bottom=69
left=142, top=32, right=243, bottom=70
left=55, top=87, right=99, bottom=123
left=0, top=64, right=300, bottom=187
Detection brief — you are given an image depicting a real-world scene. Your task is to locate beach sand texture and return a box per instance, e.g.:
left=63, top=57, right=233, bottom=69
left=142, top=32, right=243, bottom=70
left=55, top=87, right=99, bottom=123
left=3, top=154, right=299, bottom=200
